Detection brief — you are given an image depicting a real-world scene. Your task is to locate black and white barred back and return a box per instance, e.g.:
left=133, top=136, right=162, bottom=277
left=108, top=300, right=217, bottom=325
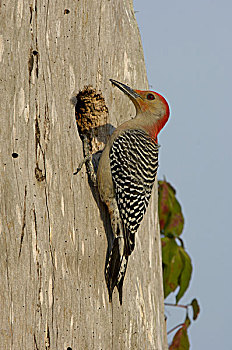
left=110, top=129, right=159, bottom=255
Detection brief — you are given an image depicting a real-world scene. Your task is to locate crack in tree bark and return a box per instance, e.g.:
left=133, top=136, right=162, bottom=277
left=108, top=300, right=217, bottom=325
left=19, top=186, right=27, bottom=258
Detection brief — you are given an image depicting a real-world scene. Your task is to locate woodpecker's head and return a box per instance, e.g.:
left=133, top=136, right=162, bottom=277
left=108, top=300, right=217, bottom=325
left=110, top=79, right=170, bottom=141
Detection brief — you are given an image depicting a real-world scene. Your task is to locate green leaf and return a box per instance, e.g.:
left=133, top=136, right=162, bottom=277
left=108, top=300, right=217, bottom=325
left=191, top=298, right=200, bottom=320
left=162, top=238, right=192, bottom=301
left=176, top=248, right=193, bottom=303
left=162, top=238, right=183, bottom=298
left=162, top=237, right=178, bottom=265
left=169, top=325, right=190, bottom=350
left=158, top=180, right=184, bottom=237
left=184, top=315, right=191, bottom=329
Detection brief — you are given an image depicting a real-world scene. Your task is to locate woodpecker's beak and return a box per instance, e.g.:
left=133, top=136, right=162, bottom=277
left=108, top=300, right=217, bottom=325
left=110, top=79, right=141, bottom=100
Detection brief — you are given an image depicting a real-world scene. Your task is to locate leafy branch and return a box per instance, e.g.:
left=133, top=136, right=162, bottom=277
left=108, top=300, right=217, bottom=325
left=158, top=180, right=200, bottom=350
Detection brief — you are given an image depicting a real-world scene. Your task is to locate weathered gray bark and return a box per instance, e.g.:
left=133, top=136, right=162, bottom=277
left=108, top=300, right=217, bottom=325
left=0, top=1, right=167, bottom=349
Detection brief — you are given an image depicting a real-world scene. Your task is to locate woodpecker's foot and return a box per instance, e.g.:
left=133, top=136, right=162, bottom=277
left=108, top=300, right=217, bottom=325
left=75, top=134, right=97, bottom=187
left=73, top=155, right=91, bottom=175
left=74, top=156, right=97, bottom=186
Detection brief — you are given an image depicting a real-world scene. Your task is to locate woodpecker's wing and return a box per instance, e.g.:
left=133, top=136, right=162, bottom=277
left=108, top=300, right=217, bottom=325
left=110, top=129, right=159, bottom=255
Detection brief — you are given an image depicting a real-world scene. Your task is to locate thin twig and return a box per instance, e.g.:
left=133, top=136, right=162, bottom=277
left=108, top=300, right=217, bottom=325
left=164, top=302, right=188, bottom=309
left=167, top=323, right=185, bottom=335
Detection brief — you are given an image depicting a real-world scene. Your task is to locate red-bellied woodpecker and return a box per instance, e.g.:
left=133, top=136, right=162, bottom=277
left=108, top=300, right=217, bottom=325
left=97, top=79, right=170, bottom=304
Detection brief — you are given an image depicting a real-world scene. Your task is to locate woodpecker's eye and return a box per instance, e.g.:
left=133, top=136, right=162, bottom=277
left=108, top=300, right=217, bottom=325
left=147, top=93, right=155, bottom=100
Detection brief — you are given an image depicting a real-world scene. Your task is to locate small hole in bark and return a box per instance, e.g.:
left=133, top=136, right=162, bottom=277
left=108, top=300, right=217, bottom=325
left=12, top=152, right=18, bottom=158
left=64, top=9, right=70, bottom=14
left=32, top=50, right=38, bottom=55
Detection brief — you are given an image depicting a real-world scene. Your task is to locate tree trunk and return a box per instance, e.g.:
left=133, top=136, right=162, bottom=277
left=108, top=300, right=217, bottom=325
left=0, top=1, right=167, bottom=349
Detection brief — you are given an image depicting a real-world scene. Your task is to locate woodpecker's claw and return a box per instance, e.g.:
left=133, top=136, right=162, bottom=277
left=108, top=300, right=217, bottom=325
left=73, top=155, right=91, bottom=175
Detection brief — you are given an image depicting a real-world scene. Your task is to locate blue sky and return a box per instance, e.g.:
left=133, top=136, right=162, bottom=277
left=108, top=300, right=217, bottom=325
left=133, top=0, right=232, bottom=348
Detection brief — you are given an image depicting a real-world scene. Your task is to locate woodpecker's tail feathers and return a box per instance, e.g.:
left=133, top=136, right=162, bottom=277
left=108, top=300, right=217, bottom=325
left=123, top=227, right=135, bottom=256
left=105, top=237, right=128, bottom=304
left=116, top=256, right=128, bottom=305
